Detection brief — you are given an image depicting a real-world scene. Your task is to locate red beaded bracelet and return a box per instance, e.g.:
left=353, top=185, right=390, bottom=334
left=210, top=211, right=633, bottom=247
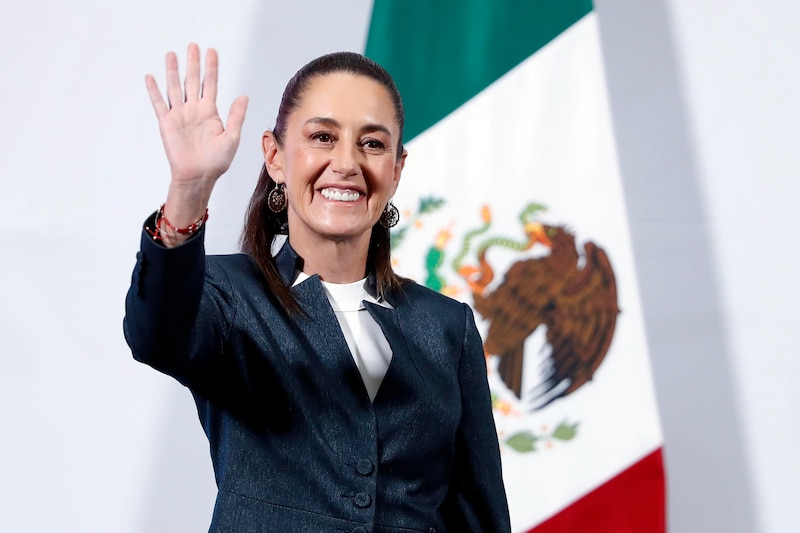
left=146, top=204, right=209, bottom=241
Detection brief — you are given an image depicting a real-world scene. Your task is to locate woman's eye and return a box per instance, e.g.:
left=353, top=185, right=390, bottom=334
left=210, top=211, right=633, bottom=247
left=312, top=132, right=334, bottom=143
left=362, top=139, right=386, bottom=150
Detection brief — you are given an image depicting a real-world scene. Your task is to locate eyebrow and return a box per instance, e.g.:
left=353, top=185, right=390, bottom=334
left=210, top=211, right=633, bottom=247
left=305, top=117, right=392, bottom=137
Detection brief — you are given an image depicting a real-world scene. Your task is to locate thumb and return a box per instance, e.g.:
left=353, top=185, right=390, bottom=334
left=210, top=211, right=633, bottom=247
left=225, top=95, right=249, bottom=140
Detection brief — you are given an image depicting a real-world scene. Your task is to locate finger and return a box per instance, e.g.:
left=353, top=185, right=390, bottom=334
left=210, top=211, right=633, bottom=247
left=202, top=47, right=219, bottom=101
left=225, top=95, right=249, bottom=142
left=165, top=51, right=183, bottom=109
left=144, top=74, right=168, bottom=118
left=184, top=43, right=201, bottom=100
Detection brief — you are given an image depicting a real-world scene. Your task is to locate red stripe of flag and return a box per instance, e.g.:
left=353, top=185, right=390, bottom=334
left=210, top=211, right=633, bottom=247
left=529, top=448, right=666, bottom=532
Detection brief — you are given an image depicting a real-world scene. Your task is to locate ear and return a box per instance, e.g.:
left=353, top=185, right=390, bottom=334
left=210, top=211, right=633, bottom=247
left=391, top=149, right=407, bottom=195
left=262, top=131, right=285, bottom=182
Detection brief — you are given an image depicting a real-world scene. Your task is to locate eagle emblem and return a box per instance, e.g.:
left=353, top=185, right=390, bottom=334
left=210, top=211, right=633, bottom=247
left=393, top=199, right=620, bottom=451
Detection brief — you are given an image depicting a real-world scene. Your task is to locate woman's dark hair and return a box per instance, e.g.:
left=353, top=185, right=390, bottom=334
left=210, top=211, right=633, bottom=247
left=240, top=52, right=406, bottom=314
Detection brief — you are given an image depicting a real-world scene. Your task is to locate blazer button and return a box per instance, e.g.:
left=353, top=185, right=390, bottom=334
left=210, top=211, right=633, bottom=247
left=356, top=459, right=374, bottom=476
left=354, top=492, right=372, bottom=508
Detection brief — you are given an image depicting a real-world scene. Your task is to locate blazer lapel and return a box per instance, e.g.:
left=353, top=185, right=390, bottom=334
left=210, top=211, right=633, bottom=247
left=290, top=277, right=372, bottom=407
left=365, top=301, right=427, bottom=461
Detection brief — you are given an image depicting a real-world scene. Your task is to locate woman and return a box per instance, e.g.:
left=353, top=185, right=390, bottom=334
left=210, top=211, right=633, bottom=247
left=124, top=44, right=510, bottom=533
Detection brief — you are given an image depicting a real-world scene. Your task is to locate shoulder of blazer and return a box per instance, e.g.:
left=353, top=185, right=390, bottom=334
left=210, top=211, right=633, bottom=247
left=204, top=253, right=265, bottom=287
left=391, top=280, right=471, bottom=324
left=201, top=254, right=272, bottom=313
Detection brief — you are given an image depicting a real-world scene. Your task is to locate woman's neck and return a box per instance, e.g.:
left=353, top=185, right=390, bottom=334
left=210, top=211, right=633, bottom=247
left=288, top=231, right=371, bottom=284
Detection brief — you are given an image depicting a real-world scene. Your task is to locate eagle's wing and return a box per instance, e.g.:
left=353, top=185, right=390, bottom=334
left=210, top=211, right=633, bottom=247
left=531, top=241, right=619, bottom=408
left=478, top=259, right=554, bottom=398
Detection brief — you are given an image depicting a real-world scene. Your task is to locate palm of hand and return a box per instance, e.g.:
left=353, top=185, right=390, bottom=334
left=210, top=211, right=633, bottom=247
left=146, top=44, right=248, bottom=188
left=158, top=98, right=233, bottom=185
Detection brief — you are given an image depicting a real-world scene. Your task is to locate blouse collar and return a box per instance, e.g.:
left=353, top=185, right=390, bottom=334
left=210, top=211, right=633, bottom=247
left=273, top=236, right=393, bottom=308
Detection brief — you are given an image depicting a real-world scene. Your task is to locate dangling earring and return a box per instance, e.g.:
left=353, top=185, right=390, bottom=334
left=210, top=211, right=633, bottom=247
left=267, top=182, right=287, bottom=213
left=379, top=201, right=400, bottom=228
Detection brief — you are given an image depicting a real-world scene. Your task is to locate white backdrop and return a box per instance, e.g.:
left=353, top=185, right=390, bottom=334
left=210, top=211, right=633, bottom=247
left=1, top=1, right=797, bottom=532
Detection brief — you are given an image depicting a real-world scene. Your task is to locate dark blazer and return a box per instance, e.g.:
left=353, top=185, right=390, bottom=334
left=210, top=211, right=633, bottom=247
left=124, top=223, right=510, bottom=533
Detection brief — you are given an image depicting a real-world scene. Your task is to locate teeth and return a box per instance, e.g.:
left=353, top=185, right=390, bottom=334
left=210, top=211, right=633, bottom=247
left=321, top=188, right=361, bottom=202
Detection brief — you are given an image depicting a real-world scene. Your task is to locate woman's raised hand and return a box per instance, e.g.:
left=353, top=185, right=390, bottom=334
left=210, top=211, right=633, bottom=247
left=146, top=43, right=248, bottom=237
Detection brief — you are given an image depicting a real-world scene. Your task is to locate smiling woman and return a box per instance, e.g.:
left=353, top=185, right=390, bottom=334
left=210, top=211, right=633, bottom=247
left=123, top=44, right=510, bottom=532
left=261, top=72, right=405, bottom=288
left=243, top=54, right=409, bottom=314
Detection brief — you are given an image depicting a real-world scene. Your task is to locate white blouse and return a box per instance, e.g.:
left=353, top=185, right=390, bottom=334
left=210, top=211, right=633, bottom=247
left=294, top=272, right=393, bottom=402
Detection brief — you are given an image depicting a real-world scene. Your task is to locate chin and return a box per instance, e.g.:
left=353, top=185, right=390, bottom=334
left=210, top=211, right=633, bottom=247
left=315, top=222, right=375, bottom=242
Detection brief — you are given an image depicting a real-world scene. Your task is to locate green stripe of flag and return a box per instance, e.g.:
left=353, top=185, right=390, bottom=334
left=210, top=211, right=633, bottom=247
left=365, top=0, right=593, bottom=142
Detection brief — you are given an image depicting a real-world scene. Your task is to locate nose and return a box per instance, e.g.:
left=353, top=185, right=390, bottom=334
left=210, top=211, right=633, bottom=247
left=330, top=140, right=360, bottom=178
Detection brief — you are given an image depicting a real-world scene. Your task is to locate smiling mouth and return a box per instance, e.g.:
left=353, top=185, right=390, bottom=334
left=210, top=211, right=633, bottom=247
left=321, top=188, right=362, bottom=202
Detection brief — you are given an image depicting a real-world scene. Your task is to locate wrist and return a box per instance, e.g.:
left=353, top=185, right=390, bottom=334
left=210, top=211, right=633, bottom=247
left=146, top=203, right=208, bottom=248
left=164, top=183, right=211, bottom=225
left=167, top=176, right=212, bottom=200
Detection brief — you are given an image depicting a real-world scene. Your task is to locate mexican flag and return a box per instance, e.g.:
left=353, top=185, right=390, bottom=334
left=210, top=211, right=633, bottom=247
left=365, top=1, right=666, bottom=532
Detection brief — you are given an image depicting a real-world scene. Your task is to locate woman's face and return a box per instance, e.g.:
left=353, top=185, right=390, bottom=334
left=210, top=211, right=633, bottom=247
left=264, top=72, right=406, bottom=248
